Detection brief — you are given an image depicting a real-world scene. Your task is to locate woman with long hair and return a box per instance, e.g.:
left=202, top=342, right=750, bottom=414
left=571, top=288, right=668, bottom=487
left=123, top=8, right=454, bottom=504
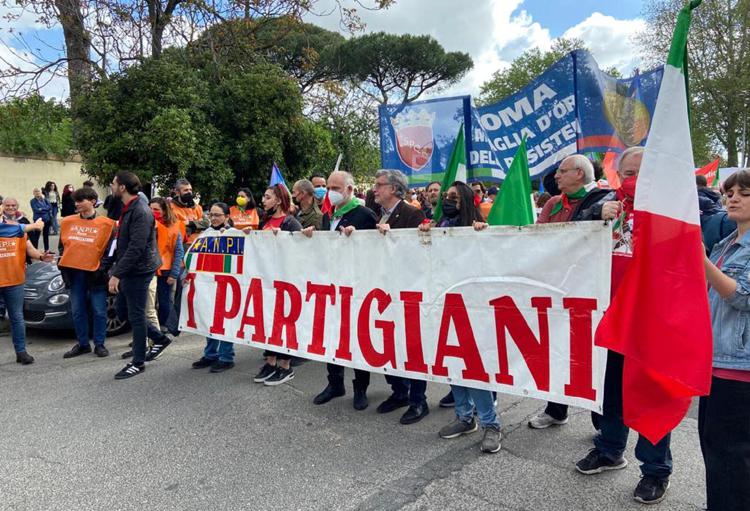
left=419, top=180, right=501, bottom=454
left=149, top=197, right=184, bottom=331
left=61, top=184, right=76, bottom=217
left=229, top=187, right=260, bottom=231
left=253, top=184, right=302, bottom=386
left=43, top=181, right=60, bottom=234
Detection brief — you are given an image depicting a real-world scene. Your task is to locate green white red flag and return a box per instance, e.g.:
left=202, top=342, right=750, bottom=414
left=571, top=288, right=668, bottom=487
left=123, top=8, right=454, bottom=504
left=594, top=0, right=713, bottom=444
left=695, top=158, right=720, bottom=186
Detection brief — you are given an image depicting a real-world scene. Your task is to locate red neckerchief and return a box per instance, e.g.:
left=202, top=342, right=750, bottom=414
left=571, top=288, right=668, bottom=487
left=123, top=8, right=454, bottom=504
left=615, top=177, right=636, bottom=220
left=116, top=197, right=139, bottom=238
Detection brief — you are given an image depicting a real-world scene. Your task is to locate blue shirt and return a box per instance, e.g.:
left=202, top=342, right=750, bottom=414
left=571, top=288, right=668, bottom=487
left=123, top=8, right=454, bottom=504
left=708, top=229, right=750, bottom=370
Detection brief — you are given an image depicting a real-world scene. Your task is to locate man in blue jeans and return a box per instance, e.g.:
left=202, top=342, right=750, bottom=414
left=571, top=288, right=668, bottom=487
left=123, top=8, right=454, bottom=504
left=0, top=218, right=52, bottom=364
left=109, top=171, right=161, bottom=380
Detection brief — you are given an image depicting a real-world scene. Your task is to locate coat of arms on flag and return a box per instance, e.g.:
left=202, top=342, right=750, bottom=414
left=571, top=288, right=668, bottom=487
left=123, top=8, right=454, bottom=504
left=186, top=235, right=244, bottom=274
left=391, top=108, right=436, bottom=172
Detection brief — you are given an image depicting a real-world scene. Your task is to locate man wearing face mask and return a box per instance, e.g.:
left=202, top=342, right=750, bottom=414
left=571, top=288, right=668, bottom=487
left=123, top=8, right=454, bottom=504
left=169, top=178, right=208, bottom=246
left=292, top=179, right=323, bottom=230
left=310, top=174, right=328, bottom=207
left=573, top=146, right=674, bottom=505
left=304, top=171, right=378, bottom=410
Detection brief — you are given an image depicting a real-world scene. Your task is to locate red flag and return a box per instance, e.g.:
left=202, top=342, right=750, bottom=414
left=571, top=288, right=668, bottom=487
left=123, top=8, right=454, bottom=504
left=595, top=3, right=712, bottom=444
left=695, top=158, right=720, bottom=186
left=320, top=191, right=332, bottom=216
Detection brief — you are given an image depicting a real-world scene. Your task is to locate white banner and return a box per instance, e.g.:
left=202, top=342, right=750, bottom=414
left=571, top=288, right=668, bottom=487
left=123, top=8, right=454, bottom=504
left=180, top=222, right=612, bottom=412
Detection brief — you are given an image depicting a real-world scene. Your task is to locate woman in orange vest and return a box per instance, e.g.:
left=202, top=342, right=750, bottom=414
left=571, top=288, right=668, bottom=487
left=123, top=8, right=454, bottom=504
left=0, top=217, right=51, bottom=364
left=57, top=187, right=116, bottom=359
left=229, top=187, right=260, bottom=231
left=149, top=197, right=184, bottom=330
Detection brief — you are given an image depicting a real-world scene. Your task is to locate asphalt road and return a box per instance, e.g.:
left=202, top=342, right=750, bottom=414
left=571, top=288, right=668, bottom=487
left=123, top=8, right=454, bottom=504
left=0, top=330, right=706, bottom=511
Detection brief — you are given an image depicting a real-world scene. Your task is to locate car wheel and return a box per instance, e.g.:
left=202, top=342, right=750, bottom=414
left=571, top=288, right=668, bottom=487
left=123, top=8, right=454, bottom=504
left=106, top=294, right=130, bottom=336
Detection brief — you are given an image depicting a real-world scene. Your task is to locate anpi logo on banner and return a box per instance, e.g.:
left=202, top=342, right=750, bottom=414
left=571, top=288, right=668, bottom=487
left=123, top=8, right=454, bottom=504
left=185, top=236, right=244, bottom=275
left=391, top=108, right=436, bottom=171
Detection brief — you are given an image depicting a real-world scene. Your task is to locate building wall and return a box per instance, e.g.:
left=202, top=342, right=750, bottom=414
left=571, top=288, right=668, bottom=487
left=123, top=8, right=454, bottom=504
left=0, top=155, right=108, bottom=215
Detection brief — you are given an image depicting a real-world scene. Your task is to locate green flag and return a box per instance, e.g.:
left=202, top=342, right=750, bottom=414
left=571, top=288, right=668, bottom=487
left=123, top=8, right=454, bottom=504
left=433, top=123, right=466, bottom=222
left=487, top=138, right=534, bottom=226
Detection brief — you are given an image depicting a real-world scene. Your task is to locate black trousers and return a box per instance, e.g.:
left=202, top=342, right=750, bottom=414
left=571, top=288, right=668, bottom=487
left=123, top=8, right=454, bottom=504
left=699, top=376, right=750, bottom=511
left=263, top=349, right=291, bottom=361
left=29, top=220, right=51, bottom=251
left=327, top=363, right=369, bottom=390
left=385, top=375, right=427, bottom=407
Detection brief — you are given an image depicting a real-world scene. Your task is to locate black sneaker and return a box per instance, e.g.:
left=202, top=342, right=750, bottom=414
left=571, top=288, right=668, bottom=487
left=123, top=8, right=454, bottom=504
left=192, top=357, right=215, bottom=369
left=93, top=345, right=109, bottom=358
left=15, top=351, right=34, bottom=365
left=376, top=394, right=409, bottom=414
left=210, top=360, right=235, bottom=373
left=145, top=336, right=172, bottom=362
left=121, top=350, right=133, bottom=359
left=115, top=363, right=144, bottom=380
left=264, top=367, right=295, bottom=386
left=634, top=476, right=670, bottom=504
left=575, top=448, right=628, bottom=475
left=353, top=389, right=369, bottom=411
left=253, top=363, right=277, bottom=383
left=439, top=390, right=455, bottom=408
left=63, top=344, right=91, bottom=358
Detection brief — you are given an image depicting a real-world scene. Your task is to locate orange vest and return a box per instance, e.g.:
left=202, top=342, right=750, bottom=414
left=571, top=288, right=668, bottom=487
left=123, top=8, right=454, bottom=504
left=229, top=206, right=260, bottom=230
left=156, top=221, right=180, bottom=274
left=0, top=235, right=27, bottom=287
left=479, top=201, right=493, bottom=221
left=59, top=215, right=116, bottom=272
left=170, top=202, right=204, bottom=244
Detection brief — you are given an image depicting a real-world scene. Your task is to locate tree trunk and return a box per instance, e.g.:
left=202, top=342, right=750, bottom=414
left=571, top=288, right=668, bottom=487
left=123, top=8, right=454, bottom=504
left=54, top=0, right=92, bottom=109
left=727, top=115, right=739, bottom=167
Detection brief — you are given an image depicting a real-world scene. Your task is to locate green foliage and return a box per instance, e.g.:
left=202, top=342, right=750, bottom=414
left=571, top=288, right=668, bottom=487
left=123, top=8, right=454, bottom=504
left=0, top=94, right=74, bottom=158
left=335, top=32, right=473, bottom=104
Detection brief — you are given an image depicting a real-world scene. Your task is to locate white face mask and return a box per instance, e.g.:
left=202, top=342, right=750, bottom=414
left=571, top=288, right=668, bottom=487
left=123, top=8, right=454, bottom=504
left=328, top=190, right=346, bottom=206
left=411, top=194, right=417, bottom=201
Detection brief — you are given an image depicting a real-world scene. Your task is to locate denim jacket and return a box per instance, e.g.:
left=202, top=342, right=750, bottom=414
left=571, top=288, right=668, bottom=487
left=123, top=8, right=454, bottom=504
left=708, top=229, right=750, bottom=370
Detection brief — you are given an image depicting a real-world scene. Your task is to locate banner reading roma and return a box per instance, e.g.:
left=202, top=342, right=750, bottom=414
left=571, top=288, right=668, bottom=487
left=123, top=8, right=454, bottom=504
left=180, top=223, right=612, bottom=412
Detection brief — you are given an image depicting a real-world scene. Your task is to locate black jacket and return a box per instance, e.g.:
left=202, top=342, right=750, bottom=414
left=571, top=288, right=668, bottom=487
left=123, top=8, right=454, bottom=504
left=382, top=200, right=425, bottom=229
left=572, top=189, right=614, bottom=221
left=111, top=197, right=161, bottom=278
left=322, top=204, right=378, bottom=231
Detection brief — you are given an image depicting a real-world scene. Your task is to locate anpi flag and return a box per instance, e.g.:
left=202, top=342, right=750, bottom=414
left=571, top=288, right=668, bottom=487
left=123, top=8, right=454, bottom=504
left=594, top=0, right=712, bottom=444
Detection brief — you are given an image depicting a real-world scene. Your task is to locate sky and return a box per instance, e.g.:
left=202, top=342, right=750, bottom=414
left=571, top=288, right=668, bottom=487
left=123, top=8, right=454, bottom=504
left=0, top=0, right=649, bottom=101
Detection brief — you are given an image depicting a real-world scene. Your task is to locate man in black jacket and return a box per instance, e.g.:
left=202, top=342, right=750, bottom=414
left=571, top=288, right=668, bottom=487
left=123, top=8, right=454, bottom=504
left=308, top=171, right=378, bottom=410
left=371, top=169, right=429, bottom=425
left=109, top=171, right=162, bottom=380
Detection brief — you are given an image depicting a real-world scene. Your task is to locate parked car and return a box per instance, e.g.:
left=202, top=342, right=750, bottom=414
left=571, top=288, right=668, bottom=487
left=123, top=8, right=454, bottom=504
left=23, top=262, right=129, bottom=336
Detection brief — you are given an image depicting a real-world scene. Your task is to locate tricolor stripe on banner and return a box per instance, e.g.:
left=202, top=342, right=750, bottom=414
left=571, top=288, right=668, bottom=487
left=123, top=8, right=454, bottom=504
left=594, top=0, right=712, bottom=444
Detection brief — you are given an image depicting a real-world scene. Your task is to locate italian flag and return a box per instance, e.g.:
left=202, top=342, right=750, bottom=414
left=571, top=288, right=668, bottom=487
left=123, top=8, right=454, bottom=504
left=186, top=252, right=243, bottom=274
left=594, top=1, right=712, bottom=444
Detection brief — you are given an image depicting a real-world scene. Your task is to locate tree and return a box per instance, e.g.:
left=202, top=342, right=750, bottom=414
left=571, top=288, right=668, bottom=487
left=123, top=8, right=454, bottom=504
left=334, top=32, right=473, bottom=104
left=477, top=38, right=620, bottom=105
left=0, top=93, right=73, bottom=158
left=638, top=0, right=750, bottom=166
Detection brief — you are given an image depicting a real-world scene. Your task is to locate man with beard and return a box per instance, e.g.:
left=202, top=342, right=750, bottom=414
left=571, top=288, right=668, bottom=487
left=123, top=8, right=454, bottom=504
left=424, top=181, right=441, bottom=220
left=110, top=171, right=162, bottom=380
left=170, top=178, right=208, bottom=247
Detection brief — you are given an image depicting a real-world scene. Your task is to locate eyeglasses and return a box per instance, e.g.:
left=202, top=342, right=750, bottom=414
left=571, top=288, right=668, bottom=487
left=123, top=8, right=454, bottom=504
left=373, top=181, right=392, bottom=189
left=208, top=213, right=225, bottom=218
left=555, top=167, right=578, bottom=174
left=442, top=193, right=459, bottom=200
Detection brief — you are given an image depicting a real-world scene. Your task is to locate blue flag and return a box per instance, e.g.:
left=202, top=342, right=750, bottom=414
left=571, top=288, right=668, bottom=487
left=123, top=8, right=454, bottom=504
left=269, top=162, right=288, bottom=190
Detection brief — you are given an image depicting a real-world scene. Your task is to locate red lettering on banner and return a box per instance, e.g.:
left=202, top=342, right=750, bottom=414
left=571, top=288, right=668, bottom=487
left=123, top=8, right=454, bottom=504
left=305, top=282, right=336, bottom=355
left=432, top=294, right=489, bottom=382
left=185, top=273, right=197, bottom=329
left=268, top=280, right=302, bottom=350
left=491, top=296, right=551, bottom=390
left=563, top=298, right=598, bottom=400
left=357, top=289, right=396, bottom=368
left=400, top=291, right=428, bottom=374
left=335, top=286, right=354, bottom=360
left=209, top=275, right=242, bottom=335
left=235, top=278, right=266, bottom=342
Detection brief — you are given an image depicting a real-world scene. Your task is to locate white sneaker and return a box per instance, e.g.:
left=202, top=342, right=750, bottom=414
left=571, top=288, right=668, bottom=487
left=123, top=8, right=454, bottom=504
left=528, top=412, right=569, bottom=429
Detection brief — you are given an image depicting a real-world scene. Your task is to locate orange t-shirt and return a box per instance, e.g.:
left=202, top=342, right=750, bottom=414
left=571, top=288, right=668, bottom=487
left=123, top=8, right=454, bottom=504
left=170, top=202, right=204, bottom=244
left=0, top=235, right=27, bottom=287
left=156, top=221, right=181, bottom=274
left=59, top=215, right=116, bottom=272
left=229, top=206, right=259, bottom=231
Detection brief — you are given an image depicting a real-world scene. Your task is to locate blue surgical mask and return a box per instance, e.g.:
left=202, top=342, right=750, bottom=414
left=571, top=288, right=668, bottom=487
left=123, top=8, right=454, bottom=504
left=314, top=187, right=327, bottom=200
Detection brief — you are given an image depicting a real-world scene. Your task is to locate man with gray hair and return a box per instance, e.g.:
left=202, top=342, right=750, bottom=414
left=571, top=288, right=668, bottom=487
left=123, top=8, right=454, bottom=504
left=528, top=153, right=610, bottom=430
left=371, top=169, right=428, bottom=424
left=292, top=179, right=323, bottom=230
